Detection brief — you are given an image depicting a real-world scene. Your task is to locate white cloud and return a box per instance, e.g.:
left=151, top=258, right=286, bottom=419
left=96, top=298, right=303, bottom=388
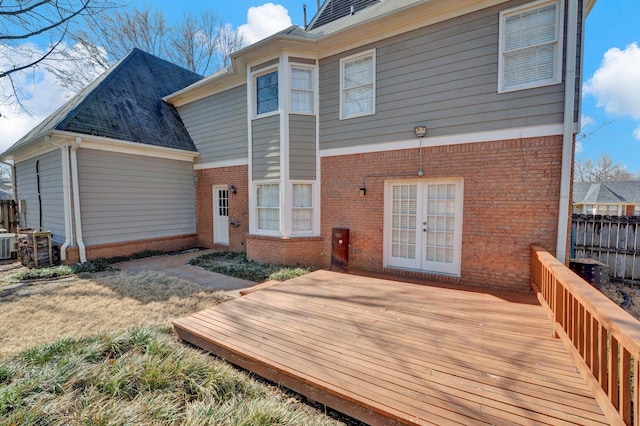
left=580, top=114, right=595, bottom=131
left=634, top=125, right=640, bottom=140
left=583, top=43, right=640, bottom=120
left=238, top=3, right=292, bottom=44
left=0, top=43, right=79, bottom=153
left=575, top=140, right=583, bottom=153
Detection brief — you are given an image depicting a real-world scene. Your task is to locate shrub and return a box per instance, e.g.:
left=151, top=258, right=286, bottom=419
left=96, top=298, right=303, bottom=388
left=9, top=266, right=73, bottom=282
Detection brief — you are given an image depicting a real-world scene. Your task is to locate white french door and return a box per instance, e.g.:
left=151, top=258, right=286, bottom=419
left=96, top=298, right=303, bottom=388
left=384, top=179, right=463, bottom=276
left=213, top=186, right=229, bottom=245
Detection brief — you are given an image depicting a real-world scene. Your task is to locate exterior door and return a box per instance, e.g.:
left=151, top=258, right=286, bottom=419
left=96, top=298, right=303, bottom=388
left=385, top=179, right=463, bottom=276
left=213, top=186, right=229, bottom=245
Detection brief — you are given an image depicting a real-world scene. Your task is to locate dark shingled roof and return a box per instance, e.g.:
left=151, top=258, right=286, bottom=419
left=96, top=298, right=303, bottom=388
left=307, top=0, right=380, bottom=30
left=573, top=181, right=640, bottom=204
left=4, top=48, right=203, bottom=155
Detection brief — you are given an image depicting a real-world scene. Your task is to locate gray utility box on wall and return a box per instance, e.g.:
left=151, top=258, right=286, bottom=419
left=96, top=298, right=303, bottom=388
left=331, top=228, right=349, bottom=272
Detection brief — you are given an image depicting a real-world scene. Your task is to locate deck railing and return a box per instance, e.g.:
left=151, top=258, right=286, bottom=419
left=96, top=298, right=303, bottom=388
left=531, top=245, right=640, bottom=426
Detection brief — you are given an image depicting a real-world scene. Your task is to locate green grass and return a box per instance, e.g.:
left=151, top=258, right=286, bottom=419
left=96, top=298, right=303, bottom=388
left=0, top=327, right=342, bottom=425
left=189, top=252, right=315, bottom=283
left=8, top=265, right=73, bottom=282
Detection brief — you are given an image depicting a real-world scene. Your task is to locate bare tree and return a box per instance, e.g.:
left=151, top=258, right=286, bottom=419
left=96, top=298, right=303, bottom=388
left=0, top=0, right=114, bottom=110
left=574, top=154, right=638, bottom=182
left=50, top=6, right=246, bottom=92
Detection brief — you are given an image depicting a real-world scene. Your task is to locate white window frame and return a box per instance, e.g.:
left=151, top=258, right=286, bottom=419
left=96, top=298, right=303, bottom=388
left=340, top=49, right=376, bottom=120
left=255, top=181, right=281, bottom=234
left=597, top=204, right=620, bottom=216
left=498, top=0, right=564, bottom=93
left=253, top=66, right=279, bottom=118
left=291, top=182, right=315, bottom=235
left=633, top=205, right=640, bottom=216
left=290, top=65, right=315, bottom=115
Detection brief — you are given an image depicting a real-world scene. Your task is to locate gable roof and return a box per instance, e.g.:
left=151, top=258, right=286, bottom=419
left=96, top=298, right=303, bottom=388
left=573, top=181, right=640, bottom=204
left=3, top=48, right=203, bottom=157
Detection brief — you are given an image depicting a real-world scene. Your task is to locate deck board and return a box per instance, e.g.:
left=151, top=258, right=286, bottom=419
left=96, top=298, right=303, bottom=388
left=173, top=270, right=609, bottom=425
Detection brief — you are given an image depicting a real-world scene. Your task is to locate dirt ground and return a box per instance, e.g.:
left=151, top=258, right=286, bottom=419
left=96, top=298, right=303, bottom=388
left=599, top=282, right=640, bottom=321
left=0, top=259, right=228, bottom=356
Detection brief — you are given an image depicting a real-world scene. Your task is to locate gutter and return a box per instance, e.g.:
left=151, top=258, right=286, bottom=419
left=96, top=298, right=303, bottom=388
left=45, top=135, right=74, bottom=261
left=70, top=139, right=86, bottom=263
left=556, top=0, right=580, bottom=262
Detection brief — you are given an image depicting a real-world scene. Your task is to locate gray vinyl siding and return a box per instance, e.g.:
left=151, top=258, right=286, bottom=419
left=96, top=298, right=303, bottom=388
left=252, top=115, right=280, bottom=180
left=318, top=0, right=566, bottom=151
left=77, top=149, right=195, bottom=246
left=289, top=114, right=316, bottom=180
left=15, top=150, right=65, bottom=242
left=177, top=84, right=248, bottom=164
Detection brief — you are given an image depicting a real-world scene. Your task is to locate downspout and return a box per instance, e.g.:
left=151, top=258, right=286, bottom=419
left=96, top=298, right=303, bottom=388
left=46, top=135, right=74, bottom=260
left=0, top=160, right=16, bottom=233
left=556, top=0, right=579, bottom=262
left=70, top=139, right=86, bottom=263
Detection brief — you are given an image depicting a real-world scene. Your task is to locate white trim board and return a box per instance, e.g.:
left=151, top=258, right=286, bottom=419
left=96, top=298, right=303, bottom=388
left=194, top=158, right=249, bottom=170
left=319, top=124, right=564, bottom=158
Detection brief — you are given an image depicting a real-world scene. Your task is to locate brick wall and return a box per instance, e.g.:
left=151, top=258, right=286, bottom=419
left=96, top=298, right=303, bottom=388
left=194, top=166, right=248, bottom=252
left=246, top=235, right=326, bottom=267
left=64, top=233, right=197, bottom=263
left=320, top=135, right=564, bottom=292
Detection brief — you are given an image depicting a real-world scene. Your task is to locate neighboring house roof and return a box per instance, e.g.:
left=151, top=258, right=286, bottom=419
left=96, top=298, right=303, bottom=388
left=0, top=189, right=11, bottom=200
left=573, top=181, right=640, bottom=204
left=3, top=48, right=203, bottom=157
left=307, top=0, right=381, bottom=30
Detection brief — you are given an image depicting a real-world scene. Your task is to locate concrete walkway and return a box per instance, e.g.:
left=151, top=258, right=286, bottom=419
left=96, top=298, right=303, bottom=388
left=111, top=249, right=256, bottom=297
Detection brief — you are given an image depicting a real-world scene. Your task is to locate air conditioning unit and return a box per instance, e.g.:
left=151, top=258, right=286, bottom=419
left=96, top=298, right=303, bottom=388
left=0, top=233, right=16, bottom=260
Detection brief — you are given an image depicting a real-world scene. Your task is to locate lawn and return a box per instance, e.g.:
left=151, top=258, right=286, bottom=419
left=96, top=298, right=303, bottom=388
left=0, top=327, right=343, bottom=425
left=0, top=260, right=349, bottom=425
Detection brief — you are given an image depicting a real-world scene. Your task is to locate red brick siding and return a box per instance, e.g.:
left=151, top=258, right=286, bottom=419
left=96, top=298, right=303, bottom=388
left=64, top=233, right=197, bottom=263
left=194, top=166, right=248, bottom=252
left=320, top=135, right=564, bottom=292
left=246, top=235, right=326, bottom=267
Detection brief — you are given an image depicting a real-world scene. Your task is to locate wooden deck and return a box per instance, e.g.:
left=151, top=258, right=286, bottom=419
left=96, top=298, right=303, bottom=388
left=173, top=270, right=610, bottom=425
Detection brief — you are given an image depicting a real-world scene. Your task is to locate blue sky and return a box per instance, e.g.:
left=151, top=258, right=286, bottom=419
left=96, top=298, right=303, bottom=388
left=2, top=0, right=639, bottom=174
left=580, top=0, right=640, bottom=173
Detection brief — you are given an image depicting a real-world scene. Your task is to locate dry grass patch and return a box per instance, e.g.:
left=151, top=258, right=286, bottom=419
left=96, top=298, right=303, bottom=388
left=0, top=271, right=228, bottom=357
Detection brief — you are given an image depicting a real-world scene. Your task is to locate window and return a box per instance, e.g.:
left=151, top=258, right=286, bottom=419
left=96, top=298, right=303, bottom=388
left=256, top=70, right=278, bottom=115
left=499, top=0, right=563, bottom=92
left=340, top=50, right=375, bottom=119
left=586, top=204, right=596, bottom=215
left=291, top=67, right=314, bottom=114
left=292, top=183, right=313, bottom=233
left=256, top=183, right=280, bottom=231
left=597, top=205, right=619, bottom=215
left=634, top=206, right=640, bottom=217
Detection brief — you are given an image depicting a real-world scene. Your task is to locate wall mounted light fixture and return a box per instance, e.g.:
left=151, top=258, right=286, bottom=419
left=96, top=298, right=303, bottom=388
left=414, top=125, right=427, bottom=138
left=229, top=184, right=237, bottom=195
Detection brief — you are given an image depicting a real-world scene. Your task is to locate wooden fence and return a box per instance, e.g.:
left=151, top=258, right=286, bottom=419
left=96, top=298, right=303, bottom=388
left=0, top=200, right=17, bottom=234
left=531, top=246, right=640, bottom=425
left=572, top=214, right=640, bottom=284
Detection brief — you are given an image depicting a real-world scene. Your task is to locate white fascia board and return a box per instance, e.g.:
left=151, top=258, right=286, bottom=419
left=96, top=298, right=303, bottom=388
left=320, top=124, right=564, bottom=158
left=48, top=130, right=199, bottom=162
left=8, top=136, right=58, bottom=163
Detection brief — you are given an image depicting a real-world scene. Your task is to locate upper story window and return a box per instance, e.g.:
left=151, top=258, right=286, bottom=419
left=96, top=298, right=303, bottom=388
left=499, top=0, right=563, bottom=93
left=291, top=66, right=314, bottom=114
left=256, top=69, right=279, bottom=116
left=634, top=205, right=640, bottom=216
left=340, top=49, right=376, bottom=119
